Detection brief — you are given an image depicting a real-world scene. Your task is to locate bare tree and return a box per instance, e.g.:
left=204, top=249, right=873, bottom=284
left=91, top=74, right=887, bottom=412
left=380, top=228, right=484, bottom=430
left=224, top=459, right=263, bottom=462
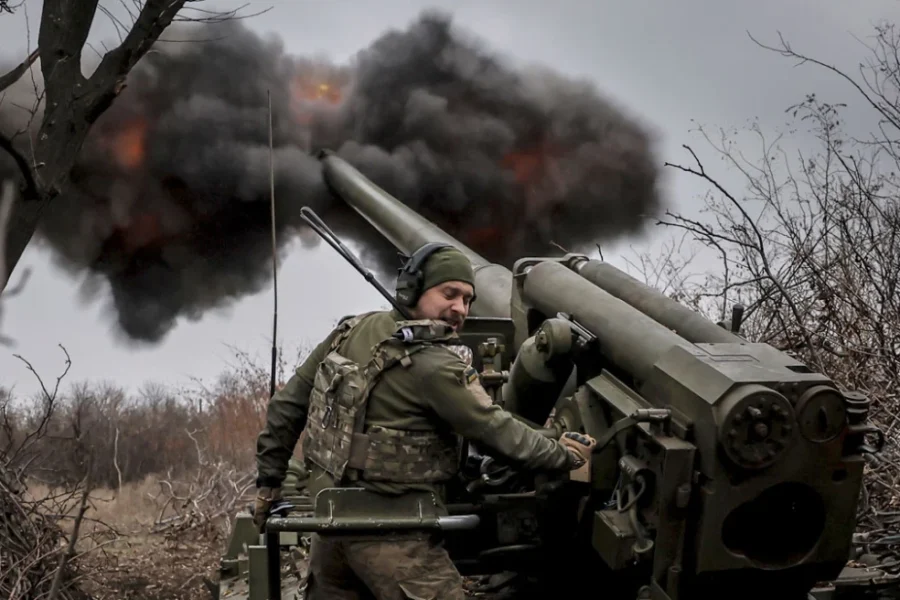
left=645, top=22, right=900, bottom=535
left=0, top=178, right=29, bottom=346
left=0, top=0, right=266, bottom=291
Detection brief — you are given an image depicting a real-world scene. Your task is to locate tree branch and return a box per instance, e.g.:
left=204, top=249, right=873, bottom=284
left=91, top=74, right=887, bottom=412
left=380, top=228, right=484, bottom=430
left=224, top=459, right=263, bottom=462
left=0, top=132, right=38, bottom=199
left=748, top=30, right=900, bottom=133
left=0, top=0, right=24, bottom=15
left=0, top=47, right=38, bottom=94
left=47, top=465, right=92, bottom=600
left=0, top=179, right=13, bottom=294
left=3, top=0, right=191, bottom=283
left=38, top=0, right=100, bottom=101
left=85, top=0, right=188, bottom=122
left=665, top=143, right=823, bottom=367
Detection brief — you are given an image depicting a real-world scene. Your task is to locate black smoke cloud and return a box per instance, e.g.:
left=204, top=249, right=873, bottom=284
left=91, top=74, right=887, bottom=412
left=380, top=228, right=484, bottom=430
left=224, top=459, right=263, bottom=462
left=0, top=11, right=665, bottom=343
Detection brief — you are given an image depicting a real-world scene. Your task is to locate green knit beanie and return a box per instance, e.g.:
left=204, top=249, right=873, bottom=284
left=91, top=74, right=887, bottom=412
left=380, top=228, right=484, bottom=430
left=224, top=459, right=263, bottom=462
left=421, top=247, right=476, bottom=292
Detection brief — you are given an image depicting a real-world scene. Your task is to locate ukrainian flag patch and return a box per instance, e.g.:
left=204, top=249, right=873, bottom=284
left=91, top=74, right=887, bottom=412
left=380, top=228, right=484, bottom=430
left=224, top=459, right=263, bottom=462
left=464, top=366, right=479, bottom=385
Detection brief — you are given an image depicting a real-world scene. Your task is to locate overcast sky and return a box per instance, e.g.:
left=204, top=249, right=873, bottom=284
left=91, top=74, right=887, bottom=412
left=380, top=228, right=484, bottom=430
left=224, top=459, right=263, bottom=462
left=2, top=0, right=899, bottom=399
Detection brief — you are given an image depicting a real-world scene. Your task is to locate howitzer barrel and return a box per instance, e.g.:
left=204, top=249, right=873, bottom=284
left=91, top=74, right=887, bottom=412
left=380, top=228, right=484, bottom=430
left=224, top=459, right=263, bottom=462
left=521, top=260, right=698, bottom=383
left=319, top=151, right=512, bottom=318
left=570, top=258, right=743, bottom=344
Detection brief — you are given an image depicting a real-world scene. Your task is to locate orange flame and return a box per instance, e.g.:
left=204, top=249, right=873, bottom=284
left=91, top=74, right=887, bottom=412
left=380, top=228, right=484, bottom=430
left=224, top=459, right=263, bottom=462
left=500, top=142, right=568, bottom=225
left=119, top=212, right=163, bottom=253
left=501, top=139, right=565, bottom=185
left=290, top=76, right=345, bottom=125
left=502, top=149, right=545, bottom=185
left=291, top=79, right=343, bottom=104
left=113, top=119, right=148, bottom=169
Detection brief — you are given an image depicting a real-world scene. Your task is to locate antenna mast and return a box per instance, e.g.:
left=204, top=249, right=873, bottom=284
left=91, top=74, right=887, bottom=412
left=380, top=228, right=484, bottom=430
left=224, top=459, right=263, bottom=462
left=268, top=90, right=278, bottom=399
left=298, top=206, right=413, bottom=320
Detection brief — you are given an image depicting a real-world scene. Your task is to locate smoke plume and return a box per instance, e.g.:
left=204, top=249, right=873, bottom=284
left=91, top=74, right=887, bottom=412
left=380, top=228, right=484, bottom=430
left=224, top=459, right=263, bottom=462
left=0, top=12, right=665, bottom=342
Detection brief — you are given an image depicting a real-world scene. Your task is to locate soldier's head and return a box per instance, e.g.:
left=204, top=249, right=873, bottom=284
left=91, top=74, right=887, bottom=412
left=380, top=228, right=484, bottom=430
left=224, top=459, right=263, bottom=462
left=396, top=243, right=476, bottom=331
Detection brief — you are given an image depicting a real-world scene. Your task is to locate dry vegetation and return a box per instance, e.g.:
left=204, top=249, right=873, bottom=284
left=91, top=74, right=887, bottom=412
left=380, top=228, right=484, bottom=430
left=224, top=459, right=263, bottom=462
left=0, top=344, right=308, bottom=600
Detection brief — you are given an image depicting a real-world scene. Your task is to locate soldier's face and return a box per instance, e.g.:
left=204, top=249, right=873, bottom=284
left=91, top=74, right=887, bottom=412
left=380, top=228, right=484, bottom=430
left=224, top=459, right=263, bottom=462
left=414, top=281, right=474, bottom=331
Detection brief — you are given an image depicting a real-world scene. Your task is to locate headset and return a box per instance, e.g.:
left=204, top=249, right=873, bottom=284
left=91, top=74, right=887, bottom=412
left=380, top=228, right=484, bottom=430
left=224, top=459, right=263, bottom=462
left=394, top=242, right=453, bottom=307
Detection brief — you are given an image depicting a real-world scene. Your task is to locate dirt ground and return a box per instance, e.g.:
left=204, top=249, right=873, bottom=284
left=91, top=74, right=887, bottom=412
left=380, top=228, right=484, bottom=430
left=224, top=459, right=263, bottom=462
left=81, top=534, right=223, bottom=600
left=21, top=476, right=228, bottom=600
left=77, top=531, right=531, bottom=600
left=75, top=532, right=531, bottom=600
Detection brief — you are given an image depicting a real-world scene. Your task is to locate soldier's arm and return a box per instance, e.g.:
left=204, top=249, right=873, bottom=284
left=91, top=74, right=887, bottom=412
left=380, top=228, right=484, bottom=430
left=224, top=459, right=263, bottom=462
left=255, top=328, right=340, bottom=488
left=421, top=353, right=577, bottom=472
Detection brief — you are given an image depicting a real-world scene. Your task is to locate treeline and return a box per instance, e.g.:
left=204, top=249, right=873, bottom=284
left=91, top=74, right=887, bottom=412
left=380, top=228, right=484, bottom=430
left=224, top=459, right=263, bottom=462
left=1, top=347, right=304, bottom=490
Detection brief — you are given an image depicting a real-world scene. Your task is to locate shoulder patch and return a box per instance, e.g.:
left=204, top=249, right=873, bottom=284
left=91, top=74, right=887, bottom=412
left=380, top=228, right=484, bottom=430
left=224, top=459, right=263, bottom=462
left=451, top=363, right=480, bottom=387
left=464, top=365, right=479, bottom=385
left=461, top=365, right=494, bottom=408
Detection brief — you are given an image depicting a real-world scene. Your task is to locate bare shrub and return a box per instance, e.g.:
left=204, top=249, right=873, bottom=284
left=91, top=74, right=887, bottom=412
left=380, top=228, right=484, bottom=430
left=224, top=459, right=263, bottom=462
left=0, top=347, right=108, bottom=600
left=627, top=23, right=900, bottom=540
left=2, top=341, right=310, bottom=560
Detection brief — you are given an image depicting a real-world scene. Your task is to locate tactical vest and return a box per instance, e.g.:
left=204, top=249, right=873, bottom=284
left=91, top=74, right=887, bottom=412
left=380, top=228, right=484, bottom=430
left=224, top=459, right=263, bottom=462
left=302, top=314, right=463, bottom=485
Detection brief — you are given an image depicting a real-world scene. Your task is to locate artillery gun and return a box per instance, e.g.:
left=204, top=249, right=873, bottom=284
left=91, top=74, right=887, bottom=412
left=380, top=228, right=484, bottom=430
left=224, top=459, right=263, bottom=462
left=216, top=151, right=896, bottom=600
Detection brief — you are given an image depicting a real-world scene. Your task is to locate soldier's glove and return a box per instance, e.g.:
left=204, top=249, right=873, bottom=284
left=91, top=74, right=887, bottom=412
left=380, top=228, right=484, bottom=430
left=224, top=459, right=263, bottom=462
left=560, top=432, right=596, bottom=470
left=253, top=486, right=282, bottom=531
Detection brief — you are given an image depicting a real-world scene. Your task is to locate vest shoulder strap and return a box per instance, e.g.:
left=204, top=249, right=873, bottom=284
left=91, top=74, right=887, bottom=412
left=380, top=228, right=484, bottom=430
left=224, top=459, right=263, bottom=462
left=326, top=310, right=381, bottom=354
left=391, top=319, right=459, bottom=344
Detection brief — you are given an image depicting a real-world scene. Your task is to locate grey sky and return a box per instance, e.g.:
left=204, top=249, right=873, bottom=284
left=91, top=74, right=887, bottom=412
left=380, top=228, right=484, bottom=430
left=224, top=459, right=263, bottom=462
left=2, top=0, right=899, bottom=398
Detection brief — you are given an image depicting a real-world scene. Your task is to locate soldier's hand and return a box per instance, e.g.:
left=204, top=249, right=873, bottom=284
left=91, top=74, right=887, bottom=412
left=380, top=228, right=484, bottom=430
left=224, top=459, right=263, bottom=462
left=253, top=486, right=282, bottom=531
left=560, top=432, right=596, bottom=469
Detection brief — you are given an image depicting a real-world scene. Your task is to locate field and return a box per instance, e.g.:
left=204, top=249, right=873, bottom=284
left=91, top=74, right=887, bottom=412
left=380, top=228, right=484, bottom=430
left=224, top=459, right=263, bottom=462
left=16, top=471, right=249, bottom=599
left=15, top=476, right=529, bottom=600
left=0, top=347, right=283, bottom=600
left=3, top=477, right=227, bottom=600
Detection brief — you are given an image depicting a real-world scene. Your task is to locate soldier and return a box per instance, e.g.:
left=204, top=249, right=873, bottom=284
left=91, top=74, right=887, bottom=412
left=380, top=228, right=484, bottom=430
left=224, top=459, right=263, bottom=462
left=254, top=242, right=595, bottom=600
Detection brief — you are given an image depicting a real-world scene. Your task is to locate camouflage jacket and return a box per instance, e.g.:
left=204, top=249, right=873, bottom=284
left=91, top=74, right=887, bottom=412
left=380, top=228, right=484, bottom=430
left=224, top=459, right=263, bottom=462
left=255, top=309, right=576, bottom=499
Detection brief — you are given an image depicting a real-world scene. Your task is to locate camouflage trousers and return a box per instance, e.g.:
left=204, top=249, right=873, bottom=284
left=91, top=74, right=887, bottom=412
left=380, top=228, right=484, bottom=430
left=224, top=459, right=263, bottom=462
left=304, top=532, right=465, bottom=600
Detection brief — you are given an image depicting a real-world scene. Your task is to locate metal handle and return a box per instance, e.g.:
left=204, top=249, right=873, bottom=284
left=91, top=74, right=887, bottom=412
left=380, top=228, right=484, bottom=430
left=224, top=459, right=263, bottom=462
left=263, top=513, right=480, bottom=600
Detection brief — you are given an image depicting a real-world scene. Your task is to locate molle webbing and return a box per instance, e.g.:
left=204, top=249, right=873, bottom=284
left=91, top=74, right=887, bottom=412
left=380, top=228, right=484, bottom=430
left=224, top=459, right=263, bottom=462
left=302, top=315, right=461, bottom=484
left=345, top=426, right=459, bottom=483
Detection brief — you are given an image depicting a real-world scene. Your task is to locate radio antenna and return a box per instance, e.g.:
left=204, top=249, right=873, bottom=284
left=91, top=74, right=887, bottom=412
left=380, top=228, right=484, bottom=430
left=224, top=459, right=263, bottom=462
left=268, top=90, right=278, bottom=399
left=299, top=206, right=413, bottom=320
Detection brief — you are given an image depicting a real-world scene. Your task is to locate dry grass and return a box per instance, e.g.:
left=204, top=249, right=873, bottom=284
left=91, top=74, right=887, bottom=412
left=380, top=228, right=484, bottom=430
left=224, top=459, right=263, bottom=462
left=0, top=344, right=303, bottom=600
left=24, top=475, right=234, bottom=600
left=27, top=476, right=161, bottom=532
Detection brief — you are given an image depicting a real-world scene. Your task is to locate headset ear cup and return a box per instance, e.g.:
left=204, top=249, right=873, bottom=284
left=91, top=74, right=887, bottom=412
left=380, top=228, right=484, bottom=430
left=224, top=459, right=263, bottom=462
left=393, top=242, right=453, bottom=308
left=409, top=270, right=422, bottom=306
left=395, top=272, right=417, bottom=307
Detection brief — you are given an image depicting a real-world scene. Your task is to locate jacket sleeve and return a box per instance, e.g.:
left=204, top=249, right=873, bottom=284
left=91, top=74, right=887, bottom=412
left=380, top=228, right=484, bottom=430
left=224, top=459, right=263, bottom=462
left=255, top=328, right=340, bottom=488
left=420, top=352, right=576, bottom=472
